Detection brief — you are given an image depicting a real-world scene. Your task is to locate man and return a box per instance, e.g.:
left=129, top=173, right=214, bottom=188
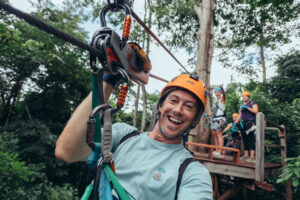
left=235, top=91, right=258, bottom=162
left=55, top=74, right=212, bottom=199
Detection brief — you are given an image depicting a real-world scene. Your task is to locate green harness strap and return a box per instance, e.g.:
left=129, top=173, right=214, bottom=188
left=104, top=164, right=131, bottom=200
left=92, top=73, right=101, bottom=143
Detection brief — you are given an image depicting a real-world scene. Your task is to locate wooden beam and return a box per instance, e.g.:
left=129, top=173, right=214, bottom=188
left=213, top=174, right=219, bottom=200
left=219, top=184, right=242, bottom=200
left=254, top=181, right=275, bottom=192
left=278, top=125, right=292, bottom=200
left=265, top=127, right=278, bottom=131
left=186, top=142, right=240, bottom=163
left=201, top=162, right=255, bottom=179
left=255, top=112, right=265, bottom=182
left=266, top=119, right=284, bottom=131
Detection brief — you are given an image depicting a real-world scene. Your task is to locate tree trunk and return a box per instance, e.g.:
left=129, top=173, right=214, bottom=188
left=133, top=84, right=140, bottom=127
left=189, top=0, right=216, bottom=152
left=140, top=0, right=152, bottom=131
left=141, top=84, right=147, bottom=131
left=259, top=33, right=266, bottom=82
left=1, top=79, right=22, bottom=126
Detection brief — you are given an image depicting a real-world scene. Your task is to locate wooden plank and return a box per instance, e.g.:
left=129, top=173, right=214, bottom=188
left=266, top=119, right=284, bottom=130
left=265, top=127, right=278, bottom=131
left=213, top=174, right=219, bottom=200
left=254, top=181, right=275, bottom=192
left=255, top=112, right=265, bottom=182
left=201, top=162, right=255, bottom=179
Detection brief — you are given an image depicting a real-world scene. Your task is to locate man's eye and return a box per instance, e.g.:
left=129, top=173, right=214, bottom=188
left=185, top=104, right=195, bottom=110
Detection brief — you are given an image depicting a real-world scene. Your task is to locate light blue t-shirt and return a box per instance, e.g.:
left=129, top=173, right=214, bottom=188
left=110, top=123, right=212, bottom=200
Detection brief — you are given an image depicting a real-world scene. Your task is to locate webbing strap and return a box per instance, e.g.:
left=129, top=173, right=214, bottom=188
left=174, top=158, right=197, bottom=200
left=92, top=73, right=101, bottom=142
left=80, top=183, right=93, bottom=200
left=104, top=164, right=131, bottom=200
left=119, top=130, right=141, bottom=144
left=102, top=108, right=113, bottom=163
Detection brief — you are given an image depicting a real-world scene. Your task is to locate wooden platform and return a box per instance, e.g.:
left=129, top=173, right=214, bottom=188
left=192, top=152, right=281, bottom=180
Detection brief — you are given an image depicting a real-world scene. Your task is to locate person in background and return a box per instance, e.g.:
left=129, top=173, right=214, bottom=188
left=211, top=87, right=226, bottom=157
left=235, top=91, right=258, bottom=162
left=223, top=113, right=242, bottom=155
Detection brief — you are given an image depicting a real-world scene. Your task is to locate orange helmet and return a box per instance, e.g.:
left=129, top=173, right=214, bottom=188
left=161, top=74, right=207, bottom=108
left=232, top=113, right=239, bottom=118
left=158, top=74, right=207, bottom=136
left=242, top=91, right=250, bottom=97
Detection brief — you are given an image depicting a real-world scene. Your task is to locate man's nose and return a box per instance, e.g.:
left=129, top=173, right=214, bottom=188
left=173, top=104, right=184, bottom=115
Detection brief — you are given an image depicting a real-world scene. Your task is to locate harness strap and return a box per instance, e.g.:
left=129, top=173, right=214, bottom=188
left=174, top=158, right=197, bottom=200
left=120, top=130, right=141, bottom=144
left=102, top=108, right=113, bottom=163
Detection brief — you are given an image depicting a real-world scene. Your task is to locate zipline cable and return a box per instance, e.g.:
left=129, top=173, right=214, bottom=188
left=131, top=10, right=191, bottom=74
left=0, top=1, right=105, bottom=61
left=0, top=1, right=189, bottom=77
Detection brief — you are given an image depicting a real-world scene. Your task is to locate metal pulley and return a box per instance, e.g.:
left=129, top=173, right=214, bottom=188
left=89, top=1, right=151, bottom=84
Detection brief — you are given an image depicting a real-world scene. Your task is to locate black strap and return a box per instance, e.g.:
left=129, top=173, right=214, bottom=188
left=215, top=101, right=226, bottom=117
left=119, top=130, right=141, bottom=144
left=174, top=157, right=197, bottom=200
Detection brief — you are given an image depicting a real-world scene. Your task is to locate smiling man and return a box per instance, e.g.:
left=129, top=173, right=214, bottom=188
left=55, top=74, right=212, bottom=200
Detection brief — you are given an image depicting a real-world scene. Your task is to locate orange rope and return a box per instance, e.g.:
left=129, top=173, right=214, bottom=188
left=122, top=16, right=131, bottom=40
left=117, top=85, right=128, bottom=107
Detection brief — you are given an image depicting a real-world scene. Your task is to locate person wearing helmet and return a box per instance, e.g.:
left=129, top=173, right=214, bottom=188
left=222, top=113, right=243, bottom=155
left=210, top=87, right=226, bottom=157
left=55, top=73, right=212, bottom=200
left=235, top=91, right=259, bottom=162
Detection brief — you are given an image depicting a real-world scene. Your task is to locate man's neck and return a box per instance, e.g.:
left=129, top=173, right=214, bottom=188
left=148, top=124, right=182, bottom=144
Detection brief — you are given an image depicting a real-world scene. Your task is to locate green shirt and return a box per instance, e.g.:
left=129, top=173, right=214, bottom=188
left=111, top=123, right=212, bottom=200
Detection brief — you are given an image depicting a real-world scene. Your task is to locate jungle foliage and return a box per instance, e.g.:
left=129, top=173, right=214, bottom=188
left=0, top=0, right=299, bottom=199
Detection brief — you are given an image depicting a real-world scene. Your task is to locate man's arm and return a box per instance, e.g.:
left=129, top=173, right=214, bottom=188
left=55, top=81, right=113, bottom=163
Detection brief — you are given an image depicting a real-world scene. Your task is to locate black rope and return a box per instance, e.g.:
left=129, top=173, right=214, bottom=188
left=0, top=1, right=190, bottom=75
left=0, top=1, right=105, bottom=61
left=131, top=10, right=191, bottom=75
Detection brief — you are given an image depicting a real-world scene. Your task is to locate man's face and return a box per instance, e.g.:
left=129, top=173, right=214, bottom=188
left=242, top=95, right=249, bottom=102
left=158, top=90, right=198, bottom=139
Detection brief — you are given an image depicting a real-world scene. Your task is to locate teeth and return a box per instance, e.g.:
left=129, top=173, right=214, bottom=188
left=169, top=117, right=183, bottom=124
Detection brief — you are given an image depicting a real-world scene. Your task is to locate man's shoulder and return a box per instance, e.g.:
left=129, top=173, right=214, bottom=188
left=112, top=122, right=137, bottom=133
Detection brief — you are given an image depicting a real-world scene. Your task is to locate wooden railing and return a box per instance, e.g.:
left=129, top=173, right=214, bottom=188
left=185, top=142, right=240, bottom=163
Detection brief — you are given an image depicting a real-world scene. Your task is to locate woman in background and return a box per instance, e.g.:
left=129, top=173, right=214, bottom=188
left=211, top=87, right=226, bottom=157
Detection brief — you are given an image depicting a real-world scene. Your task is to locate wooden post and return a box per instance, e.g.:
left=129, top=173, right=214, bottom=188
left=279, top=126, right=292, bottom=200
left=213, top=174, right=219, bottom=200
left=255, top=112, right=264, bottom=181
left=149, top=104, right=157, bottom=131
